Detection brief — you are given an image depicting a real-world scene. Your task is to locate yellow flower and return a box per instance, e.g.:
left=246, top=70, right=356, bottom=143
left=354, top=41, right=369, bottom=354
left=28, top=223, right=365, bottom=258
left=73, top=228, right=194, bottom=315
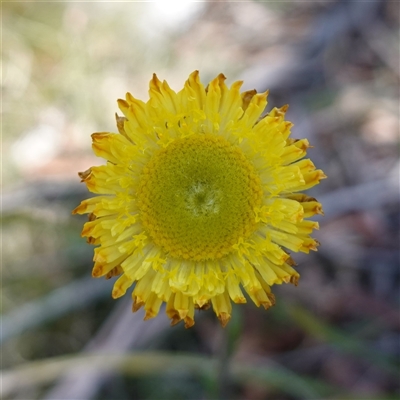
left=73, top=71, right=326, bottom=328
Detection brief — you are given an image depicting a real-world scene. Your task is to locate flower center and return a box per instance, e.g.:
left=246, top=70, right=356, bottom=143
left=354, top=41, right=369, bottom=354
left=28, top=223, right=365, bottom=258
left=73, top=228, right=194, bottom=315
left=137, top=134, right=262, bottom=261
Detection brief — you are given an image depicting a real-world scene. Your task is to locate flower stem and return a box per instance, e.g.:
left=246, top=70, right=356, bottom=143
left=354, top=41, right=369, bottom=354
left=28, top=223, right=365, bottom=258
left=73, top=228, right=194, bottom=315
left=217, top=310, right=242, bottom=399
left=217, top=324, right=230, bottom=399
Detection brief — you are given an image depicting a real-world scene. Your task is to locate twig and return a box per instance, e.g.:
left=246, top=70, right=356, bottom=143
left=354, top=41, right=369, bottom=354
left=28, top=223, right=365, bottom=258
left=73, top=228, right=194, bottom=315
left=241, top=0, right=383, bottom=95
left=3, top=173, right=397, bottom=223
left=1, top=275, right=112, bottom=344
left=2, top=180, right=88, bottom=215
left=2, top=351, right=339, bottom=399
left=316, top=175, right=399, bottom=221
left=42, top=298, right=170, bottom=400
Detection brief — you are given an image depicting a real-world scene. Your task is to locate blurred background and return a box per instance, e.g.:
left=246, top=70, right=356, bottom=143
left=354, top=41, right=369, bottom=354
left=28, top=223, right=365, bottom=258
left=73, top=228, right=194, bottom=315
left=2, top=1, right=399, bottom=399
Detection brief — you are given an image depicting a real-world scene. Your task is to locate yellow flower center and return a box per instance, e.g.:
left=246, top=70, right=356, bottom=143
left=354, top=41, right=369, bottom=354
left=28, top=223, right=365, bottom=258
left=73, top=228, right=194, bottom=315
left=137, top=134, right=263, bottom=261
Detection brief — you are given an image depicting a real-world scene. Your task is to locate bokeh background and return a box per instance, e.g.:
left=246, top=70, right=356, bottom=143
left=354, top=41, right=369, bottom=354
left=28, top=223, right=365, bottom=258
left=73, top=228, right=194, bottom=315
left=2, top=1, right=399, bottom=399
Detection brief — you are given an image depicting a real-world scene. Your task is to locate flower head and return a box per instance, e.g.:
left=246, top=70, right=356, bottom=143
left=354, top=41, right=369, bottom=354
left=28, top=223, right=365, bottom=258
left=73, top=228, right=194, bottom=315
left=73, top=71, right=326, bottom=328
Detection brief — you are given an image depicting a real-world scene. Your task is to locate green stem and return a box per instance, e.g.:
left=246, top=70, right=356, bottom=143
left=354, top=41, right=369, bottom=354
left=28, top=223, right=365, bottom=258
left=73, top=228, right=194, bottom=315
left=216, top=309, right=243, bottom=399
left=217, top=323, right=230, bottom=400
